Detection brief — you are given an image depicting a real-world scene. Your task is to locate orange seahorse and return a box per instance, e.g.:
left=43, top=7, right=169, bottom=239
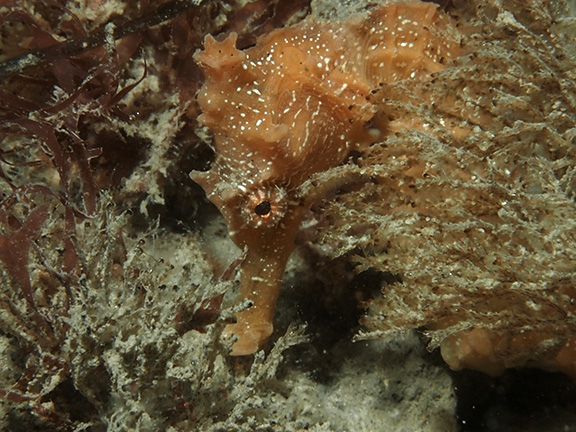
left=191, top=0, right=461, bottom=355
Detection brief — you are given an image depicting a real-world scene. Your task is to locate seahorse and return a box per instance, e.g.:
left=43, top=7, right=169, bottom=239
left=191, top=0, right=461, bottom=355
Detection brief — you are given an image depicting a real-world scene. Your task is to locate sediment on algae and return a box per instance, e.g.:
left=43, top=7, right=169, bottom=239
left=0, top=0, right=576, bottom=431
left=312, top=0, right=576, bottom=377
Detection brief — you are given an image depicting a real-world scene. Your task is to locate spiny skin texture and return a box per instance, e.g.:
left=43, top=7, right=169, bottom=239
left=191, top=1, right=461, bottom=355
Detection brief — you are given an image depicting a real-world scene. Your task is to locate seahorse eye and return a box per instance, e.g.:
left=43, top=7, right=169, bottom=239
left=242, top=187, right=287, bottom=227
left=254, top=201, right=272, bottom=217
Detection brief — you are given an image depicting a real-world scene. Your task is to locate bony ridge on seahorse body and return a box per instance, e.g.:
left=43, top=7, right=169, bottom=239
left=190, top=0, right=461, bottom=355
